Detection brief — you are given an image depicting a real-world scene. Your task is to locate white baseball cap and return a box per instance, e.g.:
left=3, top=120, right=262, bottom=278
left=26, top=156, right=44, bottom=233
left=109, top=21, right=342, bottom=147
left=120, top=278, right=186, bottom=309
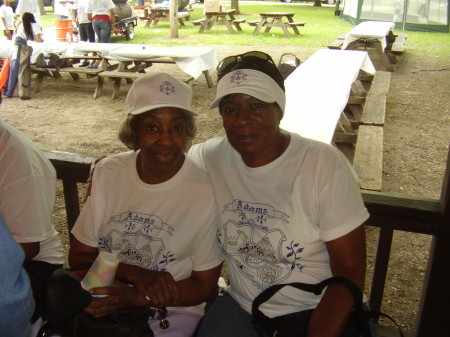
left=209, top=69, right=286, bottom=114
left=125, top=72, right=195, bottom=116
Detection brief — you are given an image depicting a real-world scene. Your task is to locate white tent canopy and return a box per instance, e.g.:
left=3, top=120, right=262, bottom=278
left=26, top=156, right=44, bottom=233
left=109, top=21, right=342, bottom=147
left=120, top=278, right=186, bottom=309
left=338, top=0, right=449, bottom=32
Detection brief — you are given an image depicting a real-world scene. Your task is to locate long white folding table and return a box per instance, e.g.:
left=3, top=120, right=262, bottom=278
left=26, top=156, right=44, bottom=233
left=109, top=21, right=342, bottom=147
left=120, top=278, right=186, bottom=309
left=281, top=49, right=375, bottom=144
left=0, top=41, right=217, bottom=85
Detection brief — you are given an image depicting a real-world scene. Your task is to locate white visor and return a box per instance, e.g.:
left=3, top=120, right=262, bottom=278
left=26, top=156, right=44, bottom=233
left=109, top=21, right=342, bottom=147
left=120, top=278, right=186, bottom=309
left=210, top=69, right=286, bottom=114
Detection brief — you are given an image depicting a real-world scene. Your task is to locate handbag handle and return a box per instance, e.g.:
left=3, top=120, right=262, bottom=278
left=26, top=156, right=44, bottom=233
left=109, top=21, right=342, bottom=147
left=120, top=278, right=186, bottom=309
left=252, top=277, right=369, bottom=337
left=252, top=276, right=363, bottom=313
left=252, top=276, right=404, bottom=337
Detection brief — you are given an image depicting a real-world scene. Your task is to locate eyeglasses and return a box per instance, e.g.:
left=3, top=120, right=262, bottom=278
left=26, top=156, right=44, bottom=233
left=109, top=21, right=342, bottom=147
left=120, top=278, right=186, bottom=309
left=216, top=51, right=285, bottom=90
left=217, top=51, right=276, bottom=78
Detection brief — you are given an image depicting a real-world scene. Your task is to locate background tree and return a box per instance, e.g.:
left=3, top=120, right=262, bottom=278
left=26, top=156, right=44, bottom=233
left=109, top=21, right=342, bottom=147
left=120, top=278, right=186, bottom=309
left=314, top=0, right=322, bottom=7
left=38, top=0, right=46, bottom=15
left=230, top=0, right=240, bottom=14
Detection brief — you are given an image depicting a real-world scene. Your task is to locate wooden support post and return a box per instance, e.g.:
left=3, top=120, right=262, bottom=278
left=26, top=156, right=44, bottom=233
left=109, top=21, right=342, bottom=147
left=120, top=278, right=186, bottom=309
left=415, top=146, right=450, bottom=337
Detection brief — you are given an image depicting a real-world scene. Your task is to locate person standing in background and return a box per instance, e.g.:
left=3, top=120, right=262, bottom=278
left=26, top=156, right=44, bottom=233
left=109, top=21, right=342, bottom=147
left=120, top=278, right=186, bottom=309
left=14, top=0, right=40, bottom=24
left=0, top=0, right=15, bottom=40
left=76, top=0, right=95, bottom=66
left=87, top=0, right=115, bottom=68
left=17, top=12, right=43, bottom=41
left=54, top=0, right=75, bottom=19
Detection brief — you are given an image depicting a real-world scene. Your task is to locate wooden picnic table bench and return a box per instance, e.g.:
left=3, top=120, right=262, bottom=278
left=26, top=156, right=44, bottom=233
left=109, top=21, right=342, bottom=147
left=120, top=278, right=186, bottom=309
left=31, top=64, right=104, bottom=93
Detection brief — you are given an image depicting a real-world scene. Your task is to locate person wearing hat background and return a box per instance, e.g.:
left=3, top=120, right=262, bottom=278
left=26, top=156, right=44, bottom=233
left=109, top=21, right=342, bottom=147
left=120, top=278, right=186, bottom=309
left=69, top=72, right=223, bottom=337
left=189, top=51, right=370, bottom=337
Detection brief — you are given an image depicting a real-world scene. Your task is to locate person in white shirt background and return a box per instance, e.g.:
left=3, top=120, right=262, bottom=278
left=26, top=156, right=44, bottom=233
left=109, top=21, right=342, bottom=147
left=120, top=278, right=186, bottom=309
left=0, top=0, right=15, bottom=40
left=54, top=0, right=75, bottom=20
left=14, top=0, right=40, bottom=24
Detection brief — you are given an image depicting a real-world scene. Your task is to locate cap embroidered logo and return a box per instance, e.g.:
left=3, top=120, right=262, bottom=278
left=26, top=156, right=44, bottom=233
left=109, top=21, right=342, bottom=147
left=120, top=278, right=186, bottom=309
left=160, top=81, right=176, bottom=95
left=230, top=70, right=247, bottom=85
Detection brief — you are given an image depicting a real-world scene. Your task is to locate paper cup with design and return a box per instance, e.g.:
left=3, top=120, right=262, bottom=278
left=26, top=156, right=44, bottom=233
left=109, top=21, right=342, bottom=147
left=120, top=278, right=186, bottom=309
left=81, top=251, right=119, bottom=297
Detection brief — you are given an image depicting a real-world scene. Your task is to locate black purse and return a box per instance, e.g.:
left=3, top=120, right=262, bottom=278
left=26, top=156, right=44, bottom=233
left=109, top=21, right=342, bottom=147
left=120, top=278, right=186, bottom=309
left=36, top=268, right=166, bottom=337
left=252, top=276, right=403, bottom=337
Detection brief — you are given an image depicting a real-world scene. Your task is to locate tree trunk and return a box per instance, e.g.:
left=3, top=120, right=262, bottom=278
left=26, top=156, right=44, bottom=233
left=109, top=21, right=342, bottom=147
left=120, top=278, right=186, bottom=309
left=170, top=0, right=179, bottom=38
left=314, top=0, right=322, bottom=7
left=38, top=0, right=46, bottom=16
left=230, top=0, right=240, bottom=14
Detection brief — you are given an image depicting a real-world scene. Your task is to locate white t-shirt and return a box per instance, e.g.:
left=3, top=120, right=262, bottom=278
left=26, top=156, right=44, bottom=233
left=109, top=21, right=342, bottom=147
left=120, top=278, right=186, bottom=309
left=0, top=5, right=14, bottom=30
left=0, top=122, right=64, bottom=265
left=55, top=0, right=72, bottom=17
left=15, top=0, right=40, bottom=24
left=77, top=0, right=91, bottom=24
left=188, top=133, right=369, bottom=316
left=87, top=0, right=115, bottom=17
left=16, top=22, right=42, bottom=40
left=71, top=151, right=223, bottom=316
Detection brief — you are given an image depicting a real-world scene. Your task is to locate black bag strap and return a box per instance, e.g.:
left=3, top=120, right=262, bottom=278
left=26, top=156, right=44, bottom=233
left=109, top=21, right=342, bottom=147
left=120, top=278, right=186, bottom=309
left=253, top=276, right=363, bottom=314
left=252, top=276, right=404, bottom=337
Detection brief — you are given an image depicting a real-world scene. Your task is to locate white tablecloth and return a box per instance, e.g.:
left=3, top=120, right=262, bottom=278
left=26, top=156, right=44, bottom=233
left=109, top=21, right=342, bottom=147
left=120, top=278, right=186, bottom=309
left=281, top=49, right=375, bottom=144
left=0, top=41, right=218, bottom=79
left=342, top=21, right=395, bottom=50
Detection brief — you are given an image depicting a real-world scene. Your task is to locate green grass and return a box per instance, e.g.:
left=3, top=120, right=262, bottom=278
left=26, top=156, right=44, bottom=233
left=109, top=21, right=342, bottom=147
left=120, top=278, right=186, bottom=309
left=39, top=4, right=450, bottom=55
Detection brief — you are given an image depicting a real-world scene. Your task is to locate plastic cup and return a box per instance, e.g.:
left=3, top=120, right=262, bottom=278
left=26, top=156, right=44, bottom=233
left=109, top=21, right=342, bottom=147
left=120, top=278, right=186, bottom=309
left=81, top=252, right=119, bottom=295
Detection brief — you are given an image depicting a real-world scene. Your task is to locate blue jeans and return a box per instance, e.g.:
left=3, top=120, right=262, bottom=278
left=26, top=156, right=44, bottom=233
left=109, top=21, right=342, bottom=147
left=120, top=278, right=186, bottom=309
left=195, top=292, right=267, bottom=337
left=92, top=19, right=112, bottom=43
left=78, top=22, right=96, bottom=42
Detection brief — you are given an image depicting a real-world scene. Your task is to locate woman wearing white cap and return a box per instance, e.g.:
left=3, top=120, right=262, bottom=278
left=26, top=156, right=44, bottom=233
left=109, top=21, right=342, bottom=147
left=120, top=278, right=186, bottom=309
left=69, top=72, right=223, bottom=336
left=189, top=51, right=370, bottom=337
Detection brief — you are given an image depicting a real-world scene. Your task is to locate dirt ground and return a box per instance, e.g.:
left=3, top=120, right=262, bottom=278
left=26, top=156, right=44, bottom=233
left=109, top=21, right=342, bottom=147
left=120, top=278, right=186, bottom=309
left=1, top=44, right=449, bottom=332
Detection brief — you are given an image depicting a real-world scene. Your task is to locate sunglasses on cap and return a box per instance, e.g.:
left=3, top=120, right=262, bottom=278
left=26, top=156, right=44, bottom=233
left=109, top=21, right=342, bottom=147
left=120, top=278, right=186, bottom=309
left=217, top=51, right=285, bottom=90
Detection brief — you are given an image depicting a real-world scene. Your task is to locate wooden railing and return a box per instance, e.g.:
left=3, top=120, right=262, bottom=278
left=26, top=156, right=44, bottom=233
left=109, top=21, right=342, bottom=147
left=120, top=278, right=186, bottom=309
left=44, top=148, right=450, bottom=337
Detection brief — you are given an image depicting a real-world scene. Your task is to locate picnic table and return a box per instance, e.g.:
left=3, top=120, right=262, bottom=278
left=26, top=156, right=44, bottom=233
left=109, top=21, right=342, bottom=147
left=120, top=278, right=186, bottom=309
left=250, top=12, right=305, bottom=38
left=341, top=21, right=396, bottom=71
left=0, top=41, right=218, bottom=96
left=70, top=44, right=218, bottom=98
left=281, top=49, right=391, bottom=190
left=196, top=9, right=246, bottom=34
left=142, top=6, right=190, bottom=28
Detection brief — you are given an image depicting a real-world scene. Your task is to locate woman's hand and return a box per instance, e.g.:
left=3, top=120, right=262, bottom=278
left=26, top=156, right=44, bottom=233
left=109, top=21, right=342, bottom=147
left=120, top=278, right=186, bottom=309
left=84, top=280, right=142, bottom=318
left=133, top=269, right=181, bottom=308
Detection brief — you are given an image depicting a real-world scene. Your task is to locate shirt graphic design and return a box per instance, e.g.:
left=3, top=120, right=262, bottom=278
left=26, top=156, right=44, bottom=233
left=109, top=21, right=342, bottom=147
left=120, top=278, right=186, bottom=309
left=98, top=211, right=175, bottom=271
left=220, top=200, right=304, bottom=290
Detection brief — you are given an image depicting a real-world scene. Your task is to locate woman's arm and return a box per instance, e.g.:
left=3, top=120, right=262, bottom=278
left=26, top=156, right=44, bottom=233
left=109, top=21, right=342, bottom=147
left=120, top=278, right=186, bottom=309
left=109, top=8, right=115, bottom=31
left=307, top=225, right=367, bottom=337
left=34, top=33, right=43, bottom=42
left=68, top=237, right=99, bottom=268
left=115, top=261, right=223, bottom=308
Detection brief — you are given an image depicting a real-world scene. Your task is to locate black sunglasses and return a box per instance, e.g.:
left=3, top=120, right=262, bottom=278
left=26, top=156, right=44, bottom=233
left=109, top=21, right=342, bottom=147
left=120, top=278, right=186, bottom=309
left=217, top=51, right=275, bottom=76
left=216, top=51, right=285, bottom=90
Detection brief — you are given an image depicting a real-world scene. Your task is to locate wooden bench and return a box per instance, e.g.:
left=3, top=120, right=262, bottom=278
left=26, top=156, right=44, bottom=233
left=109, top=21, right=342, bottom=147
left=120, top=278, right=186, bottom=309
left=247, top=20, right=259, bottom=27
left=361, top=71, right=391, bottom=126
left=58, top=67, right=104, bottom=81
left=31, top=65, right=102, bottom=92
left=177, top=11, right=190, bottom=26
left=192, top=18, right=206, bottom=26
left=352, top=71, right=391, bottom=191
left=353, top=125, right=384, bottom=191
left=94, top=57, right=214, bottom=99
left=232, top=18, right=246, bottom=24
left=391, top=33, right=408, bottom=55
left=287, top=21, right=305, bottom=28
left=328, top=34, right=348, bottom=50
left=94, top=71, right=145, bottom=99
